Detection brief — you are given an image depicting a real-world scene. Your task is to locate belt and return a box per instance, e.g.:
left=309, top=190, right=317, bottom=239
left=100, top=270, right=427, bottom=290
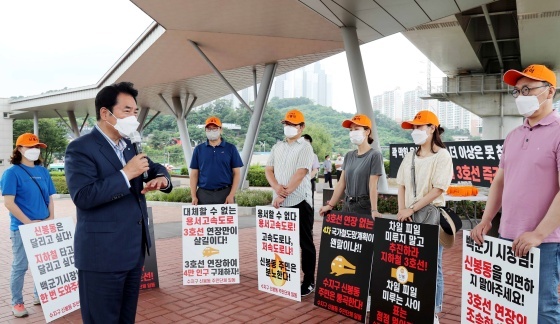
left=201, top=185, right=231, bottom=192
left=345, top=195, right=369, bottom=202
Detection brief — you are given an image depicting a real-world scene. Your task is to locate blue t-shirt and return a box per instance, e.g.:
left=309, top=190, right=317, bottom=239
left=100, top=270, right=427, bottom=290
left=190, top=139, right=244, bottom=190
left=0, top=164, right=57, bottom=231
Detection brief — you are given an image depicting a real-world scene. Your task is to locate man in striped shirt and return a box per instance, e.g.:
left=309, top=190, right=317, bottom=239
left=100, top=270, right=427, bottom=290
left=265, top=109, right=316, bottom=297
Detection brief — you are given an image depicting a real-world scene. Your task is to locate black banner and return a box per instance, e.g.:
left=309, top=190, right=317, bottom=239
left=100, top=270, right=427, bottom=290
left=314, top=211, right=375, bottom=323
left=140, top=207, right=159, bottom=290
left=389, top=140, right=504, bottom=188
left=369, top=217, right=439, bottom=324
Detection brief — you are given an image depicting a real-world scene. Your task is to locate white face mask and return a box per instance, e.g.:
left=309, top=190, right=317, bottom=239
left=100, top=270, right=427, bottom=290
left=515, top=88, right=548, bottom=118
left=411, top=129, right=429, bottom=145
left=206, top=129, right=220, bottom=141
left=349, top=130, right=365, bottom=145
left=284, top=125, right=298, bottom=138
left=23, top=148, right=41, bottom=162
left=107, top=111, right=140, bottom=138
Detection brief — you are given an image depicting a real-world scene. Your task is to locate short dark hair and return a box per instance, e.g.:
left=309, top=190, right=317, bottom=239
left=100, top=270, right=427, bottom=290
left=95, top=82, right=138, bottom=120
left=325, top=155, right=329, bottom=159
left=302, top=134, right=313, bottom=143
left=10, top=147, right=42, bottom=166
left=543, top=81, right=557, bottom=99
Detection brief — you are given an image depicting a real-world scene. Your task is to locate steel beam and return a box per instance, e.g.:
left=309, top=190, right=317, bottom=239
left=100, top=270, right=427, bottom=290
left=239, top=63, right=277, bottom=189
left=67, top=111, right=80, bottom=138
left=33, top=111, right=39, bottom=136
left=172, top=96, right=194, bottom=169
left=188, top=40, right=252, bottom=113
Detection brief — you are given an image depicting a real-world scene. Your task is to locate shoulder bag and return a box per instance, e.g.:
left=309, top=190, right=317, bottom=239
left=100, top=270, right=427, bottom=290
left=410, top=151, right=440, bottom=225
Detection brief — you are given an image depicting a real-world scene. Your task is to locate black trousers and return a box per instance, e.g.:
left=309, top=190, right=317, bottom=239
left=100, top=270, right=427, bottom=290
left=287, top=200, right=316, bottom=286
left=324, top=172, right=333, bottom=188
left=197, top=187, right=231, bottom=205
left=336, top=170, right=342, bottom=181
left=78, top=254, right=145, bottom=324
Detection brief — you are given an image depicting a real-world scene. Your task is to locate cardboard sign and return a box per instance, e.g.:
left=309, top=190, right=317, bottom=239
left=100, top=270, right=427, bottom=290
left=140, top=207, right=159, bottom=290
left=256, top=206, right=301, bottom=301
left=314, top=210, right=375, bottom=323
left=462, top=231, right=540, bottom=323
left=370, top=218, right=439, bottom=324
left=19, top=218, right=80, bottom=323
left=182, top=204, right=240, bottom=285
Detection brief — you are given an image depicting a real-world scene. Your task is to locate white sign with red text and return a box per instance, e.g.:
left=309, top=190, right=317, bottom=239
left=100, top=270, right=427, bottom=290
left=462, top=231, right=540, bottom=324
left=182, top=204, right=240, bottom=285
left=20, top=217, right=79, bottom=323
left=256, top=206, right=300, bottom=301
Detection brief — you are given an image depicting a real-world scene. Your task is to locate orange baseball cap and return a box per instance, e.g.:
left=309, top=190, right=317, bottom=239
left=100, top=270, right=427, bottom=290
left=205, top=116, right=222, bottom=127
left=503, top=64, right=556, bottom=88
left=282, top=109, right=305, bottom=124
left=342, top=114, right=372, bottom=128
left=16, top=133, right=47, bottom=148
left=401, top=110, right=440, bottom=129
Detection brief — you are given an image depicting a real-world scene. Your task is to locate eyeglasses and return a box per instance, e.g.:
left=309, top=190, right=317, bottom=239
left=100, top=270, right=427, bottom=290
left=511, top=85, right=549, bottom=98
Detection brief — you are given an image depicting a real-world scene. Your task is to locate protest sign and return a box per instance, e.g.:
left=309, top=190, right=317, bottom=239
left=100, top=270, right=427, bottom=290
left=462, top=231, right=539, bottom=323
left=256, top=206, right=300, bottom=301
left=370, top=218, right=439, bottom=324
left=20, top=218, right=80, bottom=323
left=182, top=204, right=240, bottom=285
left=389, top=140, right=503, bottom=187
left=314, top=210, right=375, bottom=322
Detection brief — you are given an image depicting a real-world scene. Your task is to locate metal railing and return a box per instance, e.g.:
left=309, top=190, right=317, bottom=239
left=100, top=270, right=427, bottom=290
left=429, top=72, right=560, bottom=96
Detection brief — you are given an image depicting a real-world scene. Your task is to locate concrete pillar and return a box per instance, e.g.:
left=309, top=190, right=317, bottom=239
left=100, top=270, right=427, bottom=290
left=137, top=107, right=150, bottom=133
left=67, top=111, right=80, bottom=138
left=171, top=97, right=194, bottom=168
left=239, top=63, right=277, bottom=189
left=341, top=27, right=388, bottom=192
left=33, top=111, right=39, bottom=135
left=481, top=116, right=522, bottom=140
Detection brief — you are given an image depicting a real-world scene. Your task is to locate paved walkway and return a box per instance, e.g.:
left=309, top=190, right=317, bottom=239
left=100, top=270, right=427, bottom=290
left=0, top=195, right=466, bottom=323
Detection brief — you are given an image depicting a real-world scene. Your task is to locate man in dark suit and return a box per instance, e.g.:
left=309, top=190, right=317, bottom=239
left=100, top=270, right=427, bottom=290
left=65, top=82, right=172, bottom=323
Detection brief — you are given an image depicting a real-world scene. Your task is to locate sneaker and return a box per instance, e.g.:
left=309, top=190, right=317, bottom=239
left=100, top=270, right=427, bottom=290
left=33, top=296, right=41, bottom=305
left=301, top=283, right=315, bottom=297
left=12, top=304, right=28, bottom=318
left=434, top=314, right=440, bottom=324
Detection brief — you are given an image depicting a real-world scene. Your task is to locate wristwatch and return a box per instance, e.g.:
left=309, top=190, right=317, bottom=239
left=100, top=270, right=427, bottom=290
left=409, top=204, right=415, bottom=212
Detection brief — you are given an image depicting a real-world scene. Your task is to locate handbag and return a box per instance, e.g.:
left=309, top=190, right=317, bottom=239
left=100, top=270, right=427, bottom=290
left=410, top=151, right=440, bottom=226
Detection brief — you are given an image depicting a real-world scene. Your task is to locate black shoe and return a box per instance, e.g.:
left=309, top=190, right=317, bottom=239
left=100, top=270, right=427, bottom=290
left=301, top=283, right=315, bottom=297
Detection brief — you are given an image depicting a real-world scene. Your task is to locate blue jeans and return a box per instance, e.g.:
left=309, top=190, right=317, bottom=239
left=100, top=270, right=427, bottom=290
left=537, top=243, right=560, bottom=324
left=10, top=230, right=38, bottom=305
left=435, top=244, right=444, bottom=313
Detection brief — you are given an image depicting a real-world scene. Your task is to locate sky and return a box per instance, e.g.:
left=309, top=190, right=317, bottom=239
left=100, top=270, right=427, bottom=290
left=0, top=0, right=444, bottom=114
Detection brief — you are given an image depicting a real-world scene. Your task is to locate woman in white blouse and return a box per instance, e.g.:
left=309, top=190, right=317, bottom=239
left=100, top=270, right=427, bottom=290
left=396, top=110, right=453, bottom=324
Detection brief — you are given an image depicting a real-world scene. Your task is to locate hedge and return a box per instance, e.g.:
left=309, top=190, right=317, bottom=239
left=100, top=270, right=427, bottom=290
left=246, top=165, right=269, bottom=187
left=145, top=188, right=272, bottom=207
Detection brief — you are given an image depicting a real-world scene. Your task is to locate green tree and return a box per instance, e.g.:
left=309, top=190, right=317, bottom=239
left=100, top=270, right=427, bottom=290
left=302, top=123, right=333, bottom=161
left=13, top=119, right=69, bottom=167
left=148, top=130, right=178, bottom=149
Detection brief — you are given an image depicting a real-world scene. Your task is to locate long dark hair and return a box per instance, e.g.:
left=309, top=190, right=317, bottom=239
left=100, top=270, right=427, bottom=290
left=10, top=147, right=43, bottom=165
left=416, top=124, right=445, bottom=155
left=364, top=126, right=374, bottom=144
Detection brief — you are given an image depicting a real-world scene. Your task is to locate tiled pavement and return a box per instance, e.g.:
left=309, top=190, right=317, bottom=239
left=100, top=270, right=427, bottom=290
left=0, top=195, right=467, bottom=324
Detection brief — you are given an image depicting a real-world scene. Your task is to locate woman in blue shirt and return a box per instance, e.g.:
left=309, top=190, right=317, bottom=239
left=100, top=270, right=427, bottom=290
left=0, top=133, right=56, bottom=318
